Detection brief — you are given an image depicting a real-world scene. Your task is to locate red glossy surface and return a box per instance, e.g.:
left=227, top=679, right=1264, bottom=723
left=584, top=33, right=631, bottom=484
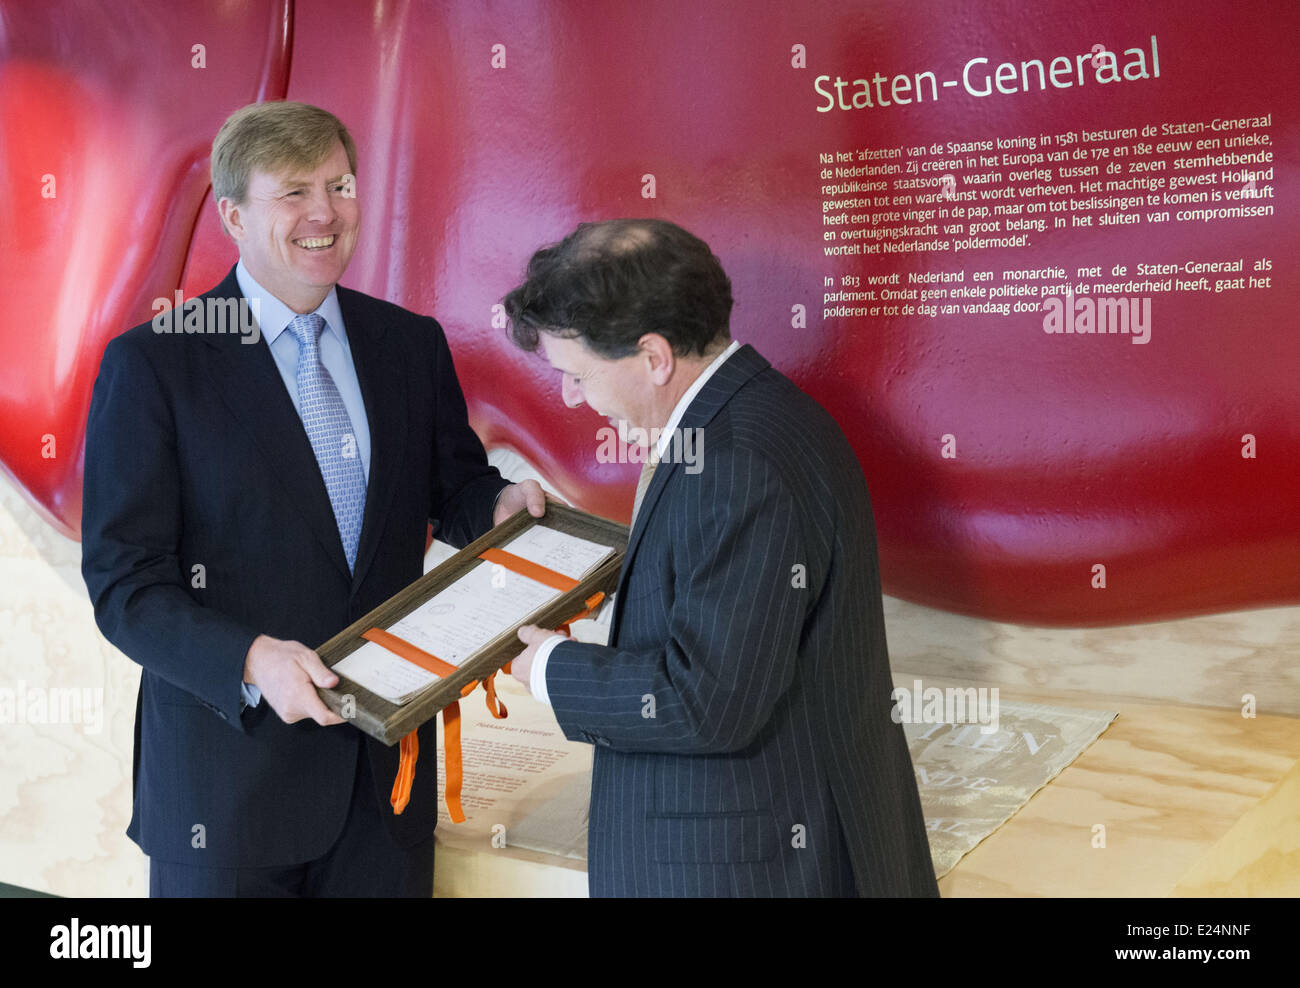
left=2, top=0, right=1296, bottom=625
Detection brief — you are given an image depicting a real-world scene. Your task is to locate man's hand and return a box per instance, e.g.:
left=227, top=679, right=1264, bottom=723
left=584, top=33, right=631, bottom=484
left=243, top=634, right=346, bottom=726
left=493, top=479, right=564, bottom=526
left=512, top=624, right=567, bottom=695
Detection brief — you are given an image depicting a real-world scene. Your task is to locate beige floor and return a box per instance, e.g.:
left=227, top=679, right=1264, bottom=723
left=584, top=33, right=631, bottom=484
left=430, top=680, right=1300, bottom=897
left=933, top=688, right=1300, bottom=897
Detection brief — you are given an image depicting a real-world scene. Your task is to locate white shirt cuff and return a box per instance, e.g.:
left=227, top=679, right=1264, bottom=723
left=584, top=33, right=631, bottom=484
left=240, top=681, right=262, bottom=710
left=530, top=635, right=568, bottom=706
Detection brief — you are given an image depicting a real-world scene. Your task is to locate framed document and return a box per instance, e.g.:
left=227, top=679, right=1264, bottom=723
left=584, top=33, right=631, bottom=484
left=316, top=504, right=628, bottom=746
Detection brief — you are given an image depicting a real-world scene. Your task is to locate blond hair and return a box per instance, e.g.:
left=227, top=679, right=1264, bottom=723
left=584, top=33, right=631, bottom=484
left=211, top=101, right=357, bottom=204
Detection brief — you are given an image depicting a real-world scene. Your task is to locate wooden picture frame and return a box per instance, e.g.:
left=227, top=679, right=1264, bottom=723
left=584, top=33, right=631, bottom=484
left=316, top=504, right=628, bottom=744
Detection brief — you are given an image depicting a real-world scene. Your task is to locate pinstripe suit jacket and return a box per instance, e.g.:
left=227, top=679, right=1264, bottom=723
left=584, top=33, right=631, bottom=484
left=546, top=344, right=939, bottom=897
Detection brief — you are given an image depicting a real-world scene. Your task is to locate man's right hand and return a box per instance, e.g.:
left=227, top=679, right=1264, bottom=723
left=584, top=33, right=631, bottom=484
left=243, top=634, right=346, bottom=726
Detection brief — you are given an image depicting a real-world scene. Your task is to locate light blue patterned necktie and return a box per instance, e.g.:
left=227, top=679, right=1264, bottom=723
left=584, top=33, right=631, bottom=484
left=286, top=313, right=367, bottom=572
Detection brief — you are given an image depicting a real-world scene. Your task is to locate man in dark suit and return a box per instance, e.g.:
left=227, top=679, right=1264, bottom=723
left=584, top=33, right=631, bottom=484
left=505, top=219, right=938, bottom=897
left=80, top=101, right=544, bottom=896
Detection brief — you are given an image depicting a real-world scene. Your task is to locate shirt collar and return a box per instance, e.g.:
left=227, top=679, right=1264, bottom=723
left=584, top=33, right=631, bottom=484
left=655, top=339, right=741, bottom=460
left=235, top=259, right=347, bottom=347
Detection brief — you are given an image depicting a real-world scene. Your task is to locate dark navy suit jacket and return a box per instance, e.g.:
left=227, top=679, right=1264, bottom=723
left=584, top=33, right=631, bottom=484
left=546, top=344, right=938, bottom=897
left=80, top=266, right=507, bottom=868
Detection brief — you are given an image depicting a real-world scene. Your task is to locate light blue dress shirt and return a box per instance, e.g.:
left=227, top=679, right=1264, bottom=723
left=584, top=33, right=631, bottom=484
left=234, top=260, right=372, bottom=710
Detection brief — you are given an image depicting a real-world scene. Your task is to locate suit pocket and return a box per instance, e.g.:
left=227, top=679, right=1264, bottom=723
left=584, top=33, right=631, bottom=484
left=649, top=811, right=779, bottom=864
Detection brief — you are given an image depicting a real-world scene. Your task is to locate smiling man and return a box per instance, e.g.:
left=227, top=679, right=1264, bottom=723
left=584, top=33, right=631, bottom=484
left=80, top=101, right=544, bottom=897
left=504, top=219, right=938, bottom=898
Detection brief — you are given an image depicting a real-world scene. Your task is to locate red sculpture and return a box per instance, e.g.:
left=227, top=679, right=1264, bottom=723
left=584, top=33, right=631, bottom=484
left=2, top=0, right=1296, bottom=624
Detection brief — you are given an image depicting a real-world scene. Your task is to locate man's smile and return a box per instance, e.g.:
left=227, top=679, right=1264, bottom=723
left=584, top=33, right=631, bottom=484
left=293, top=234, right=337, bottom=251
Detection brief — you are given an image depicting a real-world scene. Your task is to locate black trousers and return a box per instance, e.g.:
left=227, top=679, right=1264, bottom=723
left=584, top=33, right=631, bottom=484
left=148, top=738, right=435, bottom=897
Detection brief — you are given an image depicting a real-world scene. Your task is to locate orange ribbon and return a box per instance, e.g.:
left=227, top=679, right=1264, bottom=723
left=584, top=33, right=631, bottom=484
left=478, top=547, right=580, bottom=592
left=364, top=549, right=606, bottom=823
left=558, top=591, right=606, bottom=634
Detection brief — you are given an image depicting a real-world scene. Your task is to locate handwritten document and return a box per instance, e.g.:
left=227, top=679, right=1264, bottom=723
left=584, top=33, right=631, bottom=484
left=333, top=526, right=613, bottom=704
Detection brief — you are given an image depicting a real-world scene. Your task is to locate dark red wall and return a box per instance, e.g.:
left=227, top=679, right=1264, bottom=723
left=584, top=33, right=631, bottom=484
left=2, top=0, right=1296, bottom=625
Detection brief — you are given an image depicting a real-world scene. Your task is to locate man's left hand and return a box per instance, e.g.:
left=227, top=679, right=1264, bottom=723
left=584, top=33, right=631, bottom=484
left=493, top=479, right=556, bottom=525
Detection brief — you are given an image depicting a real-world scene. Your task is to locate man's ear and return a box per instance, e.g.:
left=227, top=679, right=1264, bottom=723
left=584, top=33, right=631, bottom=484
left=638, top=333, right=676, bottom=386
left=217, top=197, right=243, bottom=242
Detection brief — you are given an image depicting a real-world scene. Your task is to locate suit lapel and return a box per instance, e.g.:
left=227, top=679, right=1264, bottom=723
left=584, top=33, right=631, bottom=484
left=338, top=286, right=405, bottom=590
left=612, top=343, right=771, bottom=630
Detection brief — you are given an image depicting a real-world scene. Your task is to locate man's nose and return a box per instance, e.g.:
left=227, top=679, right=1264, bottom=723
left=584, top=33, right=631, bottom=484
left=305, top=186, right=337, bottom=223
left=560, top=376, right=584, bottom=408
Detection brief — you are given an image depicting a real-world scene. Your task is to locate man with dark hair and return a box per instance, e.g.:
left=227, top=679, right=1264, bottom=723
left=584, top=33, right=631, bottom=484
left=81, top=101, right=545, bottom=897
left=505, top=218, right=938, bottom=897
left=503, top=218, right=731, bottom=359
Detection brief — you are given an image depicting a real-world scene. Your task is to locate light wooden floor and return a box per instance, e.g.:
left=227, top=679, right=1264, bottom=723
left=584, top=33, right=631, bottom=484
left=435, top=683, right=1300, bottom=897
left=933, top=686, right=1300, bottom=896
